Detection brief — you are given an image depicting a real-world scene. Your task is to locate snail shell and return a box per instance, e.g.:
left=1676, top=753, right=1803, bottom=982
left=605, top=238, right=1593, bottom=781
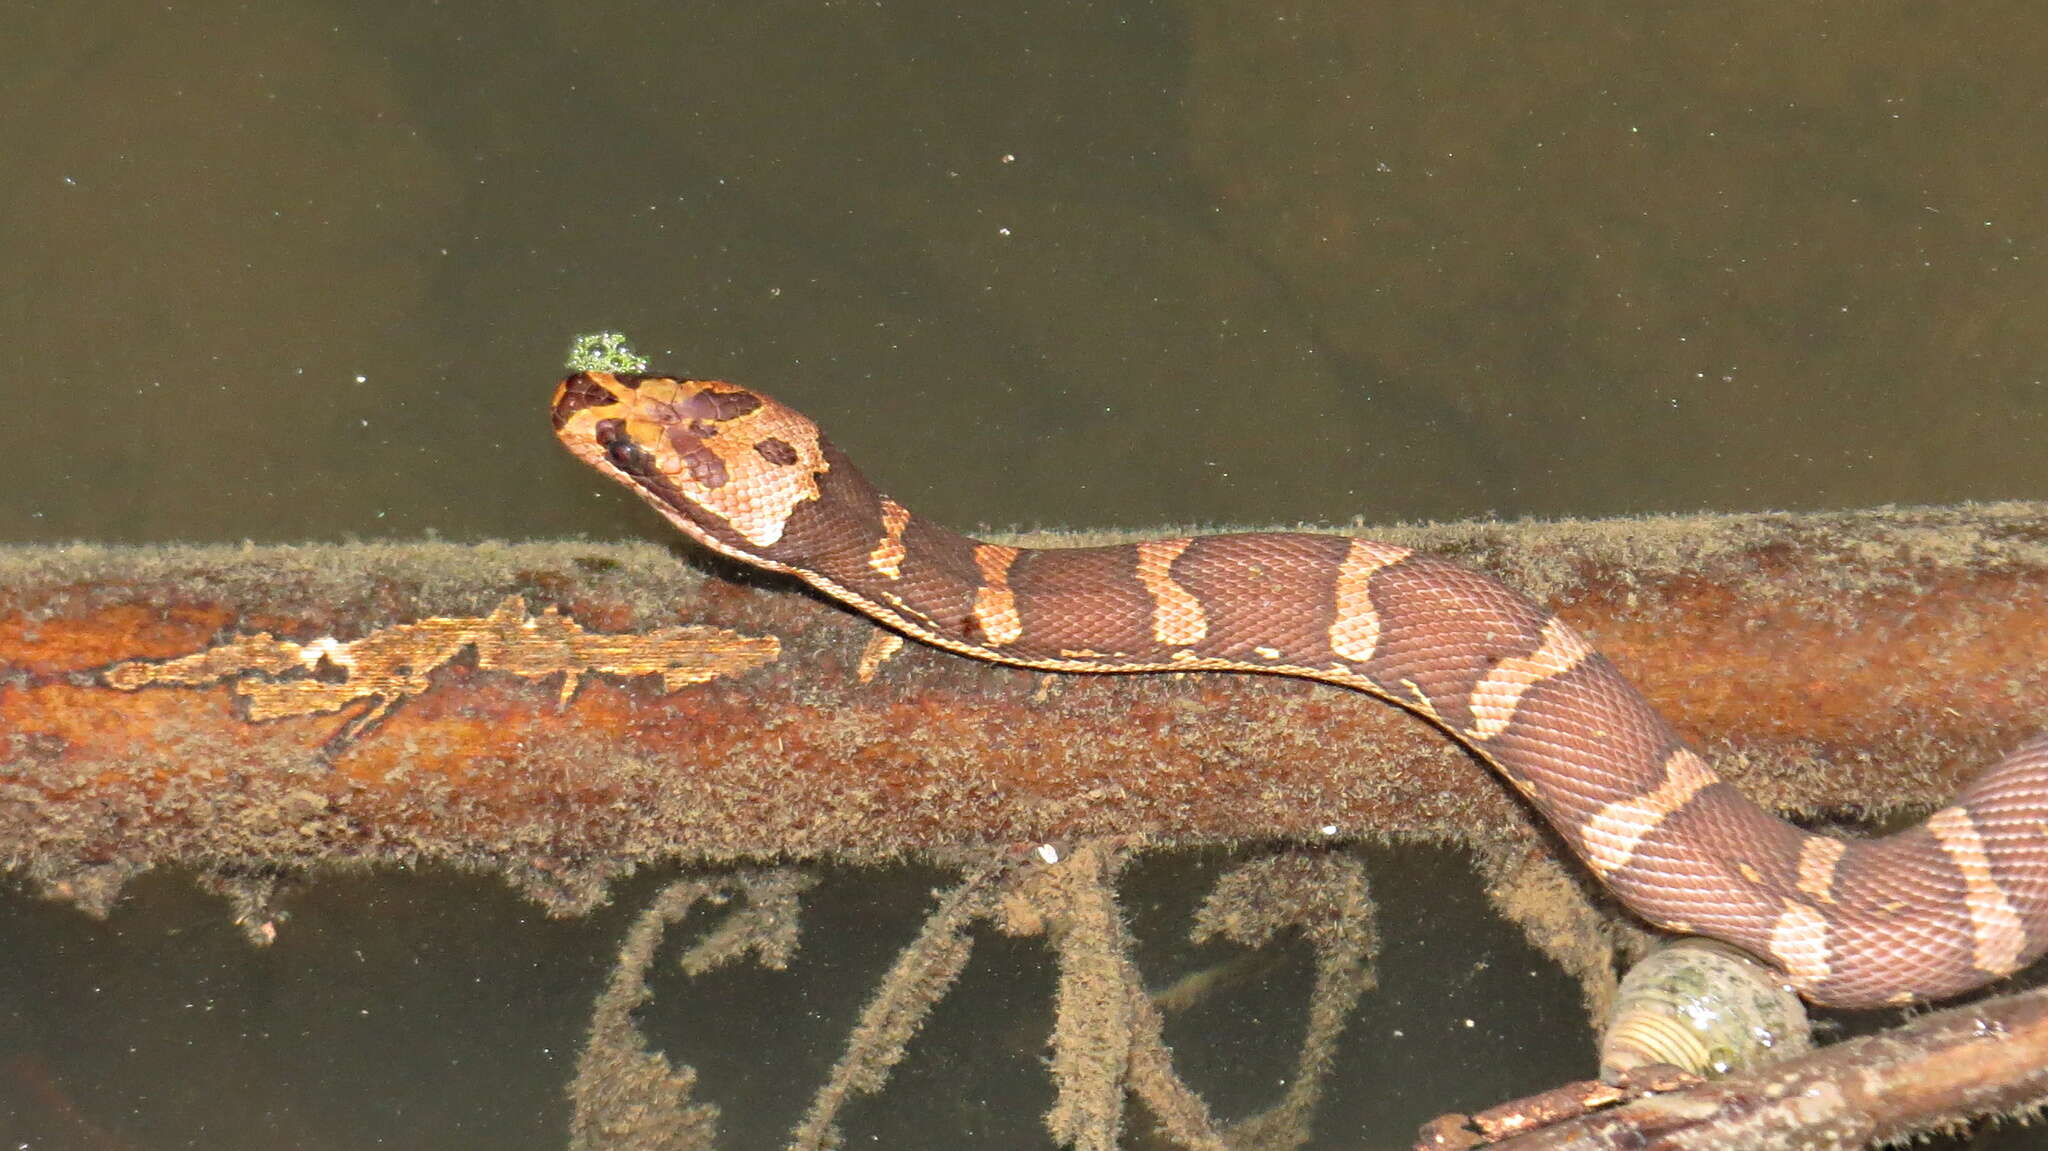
left=1600, top=938, right=1812, bottom=1082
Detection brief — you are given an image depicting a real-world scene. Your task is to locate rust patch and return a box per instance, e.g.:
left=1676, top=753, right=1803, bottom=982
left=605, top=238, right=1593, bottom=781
left=101, top=594, right=779, bottom=746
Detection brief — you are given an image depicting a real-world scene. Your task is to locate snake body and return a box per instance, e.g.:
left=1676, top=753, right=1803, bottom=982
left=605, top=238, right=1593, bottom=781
left=552, top=370, right=2048, bottom=1008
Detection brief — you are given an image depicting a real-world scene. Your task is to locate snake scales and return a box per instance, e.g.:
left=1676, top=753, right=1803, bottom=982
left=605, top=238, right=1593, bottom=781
left=552, top=370, right=2048, bottom=1008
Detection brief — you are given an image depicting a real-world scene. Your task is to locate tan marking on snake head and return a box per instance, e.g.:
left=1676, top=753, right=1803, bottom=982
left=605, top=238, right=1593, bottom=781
left=1134, top=538, right=1206, bottom=646
left=1795, top=837, right=1846, bottom=905
left=1927, top=806, right=2027, bottom=975
left=1467, top=616, right=1596, bottom=741
left=1579, top=747, right=1717, bottom=878
left=551, top=373, right=829, bottom=551
left=1767, top=901, right=1833, bottom=992
left=868, top=498, right=912, bottom=580
left=1328, top=539, right=1410, bottom=662
left=970, top=544, right=1023, bottom=647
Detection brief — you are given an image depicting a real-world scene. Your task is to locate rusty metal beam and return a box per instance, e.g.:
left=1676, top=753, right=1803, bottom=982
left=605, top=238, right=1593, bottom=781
left=2, top=503, right=2044, bottom=904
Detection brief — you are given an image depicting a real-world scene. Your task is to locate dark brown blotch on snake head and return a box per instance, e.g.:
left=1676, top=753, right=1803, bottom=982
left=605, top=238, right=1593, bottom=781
left=551, top=373, right=616, bottom=428
left=680, top=387, right=764, bottom=423
left=754, top=437, right=800, bottom=466
left=665, top=427, right=730, bottom=489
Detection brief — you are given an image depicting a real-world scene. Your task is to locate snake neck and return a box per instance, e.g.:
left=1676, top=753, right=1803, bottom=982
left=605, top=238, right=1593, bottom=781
left=748, top=438, right=1034, bottom=658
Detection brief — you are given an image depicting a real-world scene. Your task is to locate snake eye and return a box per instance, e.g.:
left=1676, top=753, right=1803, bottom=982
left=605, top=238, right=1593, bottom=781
left=594, top=419, right=659, bottom=477
left=606, top=437, right=656, bottom=476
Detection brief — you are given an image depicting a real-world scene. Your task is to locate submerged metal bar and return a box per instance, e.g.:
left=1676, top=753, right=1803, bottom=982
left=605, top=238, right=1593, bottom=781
left=1, top=503, right=2044, bottom=898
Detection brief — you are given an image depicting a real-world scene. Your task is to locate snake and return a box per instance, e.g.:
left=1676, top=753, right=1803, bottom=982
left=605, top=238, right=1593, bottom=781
left=552, top=370, right=2048, bottom=1008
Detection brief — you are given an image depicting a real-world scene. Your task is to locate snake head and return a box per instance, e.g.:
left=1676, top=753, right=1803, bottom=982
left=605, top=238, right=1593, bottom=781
left=551, top=372, right=830, bottom=565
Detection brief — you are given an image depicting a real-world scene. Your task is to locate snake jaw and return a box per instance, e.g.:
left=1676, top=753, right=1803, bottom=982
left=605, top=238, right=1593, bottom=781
left=552, top=372, right=832, bottom=557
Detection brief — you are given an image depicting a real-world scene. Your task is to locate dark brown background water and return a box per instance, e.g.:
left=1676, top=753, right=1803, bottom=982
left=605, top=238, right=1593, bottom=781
left=3, top=2, right=2041, bottom=543
left=2, top=2, right=2044, bottom=1147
